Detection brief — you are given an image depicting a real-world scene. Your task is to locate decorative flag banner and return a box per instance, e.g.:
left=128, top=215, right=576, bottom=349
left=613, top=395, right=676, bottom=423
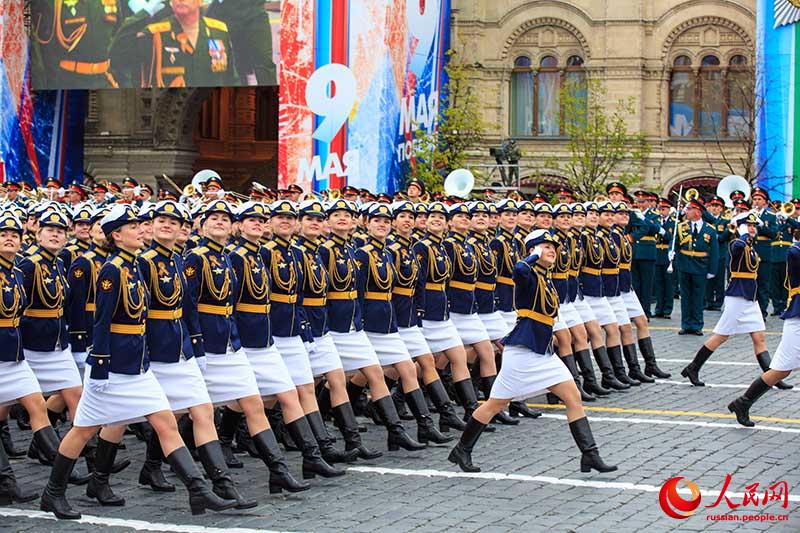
left=279, top=0, right=451, bottom=194
left=757, top=0, right=800, bottom=200
left=1, top=0, right=87, bottom=187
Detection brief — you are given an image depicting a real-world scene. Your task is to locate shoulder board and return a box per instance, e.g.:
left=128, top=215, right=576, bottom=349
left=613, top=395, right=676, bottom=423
left=27, top=254, right=42, bottom=263
left=193, top=246, right=209, bottom=255
left=388, top=242, right=401, bottom=251
left=322, top=241, right=336, bottom=249
left=420, top=238, right=432, bottom=246
left=234, top=247, right=248, bottom=258
left=204, top=17, right=228, bottom=32
left=264, top=241, right=277, bottom=250
left=147, top=20, right=171, bottom=34
left=141, top=249, right=158, bottom=261
left=362, top=244, right=374, bottom=253
left=110, top=256, right=125, bottom=268
left=65, top=244, right=79, bottom=252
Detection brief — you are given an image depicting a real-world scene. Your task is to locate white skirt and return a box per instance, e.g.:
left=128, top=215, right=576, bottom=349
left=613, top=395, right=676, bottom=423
left=450, top=312, right=491, bottom=345
left=499, top=311, right=517, bottom=331
left=771, top=318, right=800, bottom=371
left=553, top=318, right=567, bottom=332
left=0, top=360, right=42, bottom=407
left=572, top=297, right=597, bottom=323
left=607, top=296, right=631, bottom=326
left=72, top=350, right=87, bottom=370
left=713, top=296, right=765, bottom=336
left=243, top=345, right=296, bottom=396
left=201, top=348, right=260, bottom=405
left=150, top=358, right=211, bottom=412
left=329, top=329, right=381, bottom=372
left=621, top=290, right=645, bottom=319
left=398, top=326, right=432, bottom=358
left=489, top=345, right=573, bottom=401
left=273, top=336, right=314, bottom=386
left=366, top=331, right=413, bottom=366
left=558, top=302, right=583, bottom=329
left=421, top=319, right=463, bottom=353
left=308, top=334, right=344, bottom=377
left=74, top=370, right=171, bottom=427
left=583, top=296, right=617, bottom=326
left=479, top=311, right=511, bottom=341
left=24, top=347, right=82, bottom=395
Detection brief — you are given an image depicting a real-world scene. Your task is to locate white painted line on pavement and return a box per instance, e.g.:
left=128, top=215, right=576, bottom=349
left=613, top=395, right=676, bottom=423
left=0, top=508, right=291, bottom=533
left=658, top=358, right=758, bottom=366
left=652, top=379, right=752, bottom=389
left=538, top=413, right=800, bottom=434
left=348, top=466, right=800, bottom=502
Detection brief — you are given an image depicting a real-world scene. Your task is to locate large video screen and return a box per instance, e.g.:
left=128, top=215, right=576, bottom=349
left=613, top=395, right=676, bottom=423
left=29, top=0, right=279, bottom=90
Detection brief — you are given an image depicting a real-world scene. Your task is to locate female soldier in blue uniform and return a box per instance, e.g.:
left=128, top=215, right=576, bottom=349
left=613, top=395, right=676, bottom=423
left=40, top=204, right=236, bottom=520
left=139, top=200, right=254, bottom=508
left=448, top=230, right=617, bottom=475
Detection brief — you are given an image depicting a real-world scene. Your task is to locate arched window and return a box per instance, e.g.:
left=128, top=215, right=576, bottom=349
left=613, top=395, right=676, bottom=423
left=511, top=57, right=534, bottom=136
left=509, top=55, right=586, bottom=137
left=669, top=53, right=753, bottom=138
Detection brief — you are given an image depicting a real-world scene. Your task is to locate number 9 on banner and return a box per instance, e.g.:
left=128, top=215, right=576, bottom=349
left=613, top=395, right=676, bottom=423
left=305, top=64, right=357, bottom=144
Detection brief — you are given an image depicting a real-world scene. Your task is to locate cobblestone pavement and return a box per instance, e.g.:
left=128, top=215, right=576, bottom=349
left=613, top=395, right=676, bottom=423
left=2, top=307, right=800, bottom=532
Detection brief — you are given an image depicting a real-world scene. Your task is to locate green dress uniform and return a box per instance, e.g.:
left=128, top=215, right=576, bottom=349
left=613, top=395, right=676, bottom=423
left=770, top=217, right=800, bottom=315
left=675, top=220, right=719, bottom=333
left=207, top=0, right=276, bottom=85
left=30, top=0, right=128, bottom=89
left=753, top=208, right=778, bottom=317
left=705, top=215, right=731, bottom=310
left=110, top=11, right=238, bottom=88
left=630, top=209, right=660, bottom=318
left=653, top=213, right=675, bottom=317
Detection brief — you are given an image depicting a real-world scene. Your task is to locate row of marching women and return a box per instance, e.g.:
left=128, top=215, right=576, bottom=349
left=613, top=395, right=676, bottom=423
left=0, top=189, right=680, bottom=520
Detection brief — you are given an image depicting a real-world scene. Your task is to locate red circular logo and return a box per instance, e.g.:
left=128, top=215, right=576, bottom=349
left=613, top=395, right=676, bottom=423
left=659, top=476, right=702, bottom=519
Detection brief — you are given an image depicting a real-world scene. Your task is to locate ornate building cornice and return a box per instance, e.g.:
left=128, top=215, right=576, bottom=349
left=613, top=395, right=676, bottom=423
left=501, top=17, right=591, bottom=60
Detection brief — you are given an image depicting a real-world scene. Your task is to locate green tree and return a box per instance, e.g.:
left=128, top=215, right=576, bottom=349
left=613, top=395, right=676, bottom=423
left=554, top=78, right=651, bottom=199
left=411, top=50, right=485, bottom=193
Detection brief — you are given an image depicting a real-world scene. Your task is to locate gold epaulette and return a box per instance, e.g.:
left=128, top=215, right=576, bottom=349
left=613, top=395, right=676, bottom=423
left=191, top=246, right=209, bottom=256
left=388, top=242, right=401, bottom=251
left=141, top=249, right=158, bottom=261
left=146, top=20, right=171, bottom=34
left=110, top=256, right=125, bottom=268
left=83, top=251, right=97, bottom=262
left=203, top=17, right=228, bottom=32
left=263, top=241, right=278, bottom=250
left=233, top=246, right=248, bottom=258
left=361, top=244, right=374, bottom=253
left=322, top=241, right=336, bottom=249
left=27, top=254, right=42, bottom=263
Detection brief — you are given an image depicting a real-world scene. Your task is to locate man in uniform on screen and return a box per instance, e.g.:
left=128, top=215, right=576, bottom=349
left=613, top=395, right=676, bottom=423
left=110, top=0, right=238, bottom=87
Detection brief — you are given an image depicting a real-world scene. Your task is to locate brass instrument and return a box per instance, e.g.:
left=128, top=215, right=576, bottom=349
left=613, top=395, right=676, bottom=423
left=327, top=188, right=341, bottom=200
left=419, top=192, right=431, bottom=203
left=508, top=190, right=524, bottom=202
left=781, top=202, right=796, bottom=217
left=182, top=184, right=197, bottom=198
left=593, top=194, right=609, bottom=203
left=684, top=188, right=699, bottom=202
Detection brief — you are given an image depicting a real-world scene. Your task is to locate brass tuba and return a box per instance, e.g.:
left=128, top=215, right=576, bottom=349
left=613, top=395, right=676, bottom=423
left=684, top=188, right=700, bottom=202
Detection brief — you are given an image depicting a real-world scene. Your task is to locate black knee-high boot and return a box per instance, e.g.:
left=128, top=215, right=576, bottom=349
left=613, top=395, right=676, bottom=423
left=266, top=405, right=299, bottom=451
left=138, top=431, right=174, bottom=492
left=639, top=337, right=670, bottom=378
left=405, top=388, right=453, bottom=444
left=0, top=443, right=37, bottom=505
left=608, top=345, right=639, bottom=386
left=316, top=381, right=333, bottom=421
left=371, top=396, right=426, bottom=451
left=11, top=405, right=30, bottom=431
left=40, top=453, right=81, bottom=519
left=452, top=379, right=495, bottom=432
left=623, top=344, right=654, bottom=383
left=568, top=417, right=617, bottom=473
left=177, top=415, right=197, bottom=458
left=594, top=346, right=628, bottom=391
left=728, top=377, right=772, bottom=427
left=305, top=411, right=359, bottom=464
left=285, top=418, right=346, bottom=478
left=86, top=437, right=125, bottom=506
left=331, top=402, right=382, bottom=459
left=563, top=354, right=597, bottom=401
left=447, top=416, right=487, bottom=472
left=166, top=447, right=237, bottom=515
left=197, top=441, right=257, bottom=509
left=345, top=381, right=369, bottom=417
left=389, top=379, right=414, bottom=421
left=217, top=407, right=244, bottom=468
left=250, top=428, right=309, bottom=494
left=479, top=376, right=520, bottom=424
left=681, top=345, right=713, bottom=386
left=756, top=352, right=793, bottom=390
left=26, top=426, right=90, bottom=486
left=426, top=379, right=467, bottom=431
left=576, top=349, right=610, bottom=396
left=0, top=421, right=24, bottom=458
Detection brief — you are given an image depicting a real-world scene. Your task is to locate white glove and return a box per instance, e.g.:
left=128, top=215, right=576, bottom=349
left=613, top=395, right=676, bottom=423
left=668, top=250, right=675, bottom=262
left=658, top=227, right=666, bottom=236
left=87, top=378, right=109, bottom=393
left=737, top=224, right=748, bottom=236
left=706, top=273, right=715, bottom=279
left=532, top=245, right=543, bottom=258
left=195, top=356, right=207, bottom=372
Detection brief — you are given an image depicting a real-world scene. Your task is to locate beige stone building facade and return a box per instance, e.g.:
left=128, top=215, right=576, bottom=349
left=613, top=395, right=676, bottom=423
left=451, top=0, right=756, bottom=196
